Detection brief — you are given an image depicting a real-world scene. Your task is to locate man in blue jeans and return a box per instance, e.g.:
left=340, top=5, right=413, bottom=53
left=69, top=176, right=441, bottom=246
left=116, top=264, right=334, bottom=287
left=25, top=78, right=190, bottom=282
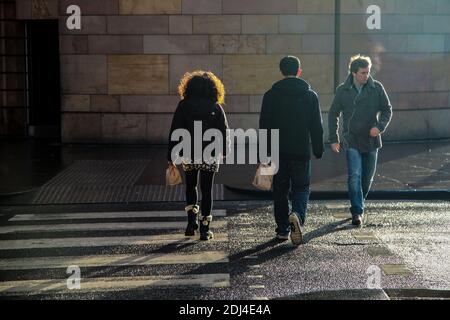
left=328, top=55, right=393, bottom=226
left=260, top=56, right=324, bottom=245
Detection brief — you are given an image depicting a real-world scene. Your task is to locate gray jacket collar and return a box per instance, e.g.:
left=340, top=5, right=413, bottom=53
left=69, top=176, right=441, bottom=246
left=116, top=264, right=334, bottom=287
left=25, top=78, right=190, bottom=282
left=344, top=74, right=376, bottom=90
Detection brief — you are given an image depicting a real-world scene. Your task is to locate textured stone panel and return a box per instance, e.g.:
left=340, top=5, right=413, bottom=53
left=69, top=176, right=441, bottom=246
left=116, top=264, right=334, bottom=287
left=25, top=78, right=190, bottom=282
left=169, top=55, right=222, bottom=94
left=424, top=15, right=450, bottom=33
left=381, top=110, right=428, bottom=141
left=102, top=114, right=147, bottom=142
left=431, top=53, right=450, bottom=91
left=62, top=113, right=102, bottom=143
left=59, top=36, right=88, bottom=54
left=193, top=15, right=241, bottom=34
left=340, top=0, right=396, bottom=14
left=59, top=16, right=106, bottom=35
left=249, top=95, right=264, bottom=113
left=267, top=35, right=302, bottom=54
left=340, top=34, right=388, bottom=54
left=61, top=55, right=107, bottom=94
left=59, top=0, right=119, bottom=15
left=396, top=92, right=449, bottom=110
left=223, top=55, right=283, bottom=95
left=428, top=109, right=450, bottom=139
left=147, top=114, right=173, bottom=143
left=300, top=55, right=335, bottom=94
left=169, top=15, right=193, bottom=34
left=5, top=39, right=25, bottom=55
left=120, top=95, right=178, bottom=113
left=225, top=96, right=250, bottom=113
left=144, top=35, right=208, bottom=54
left=227, top=114, right=259, bottom=130
left=223, top=0, right=297, bottom=14
left=16, top=0, right=32, bottom=20
left=210, top=35, right=265, bottom=54
left=242, top=15, right=278, bottom=34
left=297, top=0, right=335, bottom=13
left=437, top=0, right=450, bottom=13
left=340, top=14, right=423, bottom=34
left=91, top=95, right=120, bottom=113
left=0, top=108, right=26, bottom=135
left=395, top=0, right=437, bottom=14
left=107, top=16, right=168, bottom=34
left=32, top=0, right=58, bottom=19
left=302, top=35, right=334, bottom=54
left=2, top=92, right=25, bottom=107
left=62, top=95, right=90, bottom=112
left=89, top=36, right=143, bottom=54
left=108, top=55, right=169, bottom=95
left=119, top=0, right=181, bottom=14
left=182, top=0, right=221, bottom=14
left=342, top=54, right=433, bottom=93
left=279, top=15, right=334, bottom=33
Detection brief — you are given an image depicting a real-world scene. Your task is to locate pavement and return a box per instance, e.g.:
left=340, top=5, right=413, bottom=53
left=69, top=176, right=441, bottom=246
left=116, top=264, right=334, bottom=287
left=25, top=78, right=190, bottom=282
left=1, top=138, right=449, bottom=204
left=0, top=138, right=449, bottom=301
left=0, top=200, right=449, bottom=300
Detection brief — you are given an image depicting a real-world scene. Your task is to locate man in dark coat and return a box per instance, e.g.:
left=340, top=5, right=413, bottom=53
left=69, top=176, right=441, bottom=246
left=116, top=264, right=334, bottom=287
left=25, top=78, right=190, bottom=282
left=260, top=56, right=324, bottom=245
left=328, top=55, right=393, bottom=226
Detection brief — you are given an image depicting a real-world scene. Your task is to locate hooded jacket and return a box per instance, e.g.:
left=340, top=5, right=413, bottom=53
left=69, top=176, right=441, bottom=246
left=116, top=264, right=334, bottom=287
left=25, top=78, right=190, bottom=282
left=328, top=74, right=393, bottom=153
left=167, top=98, right=230, bottom=163
left=259, top=77, right=324, bottom=160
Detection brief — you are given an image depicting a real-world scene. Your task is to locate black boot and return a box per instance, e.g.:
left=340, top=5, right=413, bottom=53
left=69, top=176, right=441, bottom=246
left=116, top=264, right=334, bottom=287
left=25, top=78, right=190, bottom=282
left=185, top=205, right=199, bottom=236
left=199, top=215, right=214, bottom=241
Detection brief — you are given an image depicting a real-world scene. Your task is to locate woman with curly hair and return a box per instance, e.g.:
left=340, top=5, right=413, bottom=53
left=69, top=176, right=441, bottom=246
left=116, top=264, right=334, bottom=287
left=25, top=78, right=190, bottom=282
left=167, top=71, right=230, bottom=241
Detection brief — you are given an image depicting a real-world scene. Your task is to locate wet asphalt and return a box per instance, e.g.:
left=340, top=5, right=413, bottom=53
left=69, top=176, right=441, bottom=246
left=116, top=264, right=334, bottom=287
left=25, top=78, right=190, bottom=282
left=0, top=199, right=448, bottom=300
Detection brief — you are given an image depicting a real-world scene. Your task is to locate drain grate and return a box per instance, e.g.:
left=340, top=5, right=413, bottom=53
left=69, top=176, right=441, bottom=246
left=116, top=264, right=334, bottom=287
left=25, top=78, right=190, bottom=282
left=32, top=160, right=225, bottom=204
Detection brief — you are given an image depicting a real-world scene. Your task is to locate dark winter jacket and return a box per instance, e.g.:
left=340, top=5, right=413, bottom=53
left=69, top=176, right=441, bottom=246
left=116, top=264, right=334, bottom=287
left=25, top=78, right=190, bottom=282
left=328, top=74, right=393, bottom=153
left=167, top=98, right=230, bottom=162
left=259, top=77, right=324, bottom=161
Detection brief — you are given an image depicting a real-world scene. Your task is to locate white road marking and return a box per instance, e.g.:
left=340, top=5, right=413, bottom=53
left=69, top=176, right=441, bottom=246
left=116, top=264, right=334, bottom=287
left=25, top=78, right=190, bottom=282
left=0, top=274, right=231, bottom=294
left=0, top=233, right=229, bottom=250
left=0, top=251, right=229, bottom=270
left=0, top=220, right=227, bottom=234
left=9, top=210, right=227, bottom=221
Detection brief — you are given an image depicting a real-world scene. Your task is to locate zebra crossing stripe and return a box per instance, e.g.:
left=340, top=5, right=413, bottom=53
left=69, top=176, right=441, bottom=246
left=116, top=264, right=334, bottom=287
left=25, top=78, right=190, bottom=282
left=0, top=220, right=227, bottom=234
left=0, top=274, right=231, bottom=294
left=0, top=251, right=229, bottom=270
left=9, top=210, right=227, bottom=221
left=0, top=233, right=229, bottom=250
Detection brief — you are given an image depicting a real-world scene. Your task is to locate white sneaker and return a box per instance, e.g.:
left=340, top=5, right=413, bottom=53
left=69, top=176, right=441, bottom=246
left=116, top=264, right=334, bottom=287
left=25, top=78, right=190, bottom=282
left=276, top=233, right=290, bottom=241
left=289, top=213, right=303, bottom=246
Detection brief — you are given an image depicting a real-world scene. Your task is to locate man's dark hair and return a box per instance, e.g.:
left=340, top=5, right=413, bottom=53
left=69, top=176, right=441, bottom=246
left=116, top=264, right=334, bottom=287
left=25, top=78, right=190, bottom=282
left=279, top=56, right=301, bottom=76
left=349, top=54, right=372, bottom=74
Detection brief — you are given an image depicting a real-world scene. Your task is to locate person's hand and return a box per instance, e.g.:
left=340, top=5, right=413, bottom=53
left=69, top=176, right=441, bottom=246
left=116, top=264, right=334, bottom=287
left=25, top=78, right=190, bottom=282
left=370, top=127, right=381, bottom=137
left=331, top=143, right=340, bottom=154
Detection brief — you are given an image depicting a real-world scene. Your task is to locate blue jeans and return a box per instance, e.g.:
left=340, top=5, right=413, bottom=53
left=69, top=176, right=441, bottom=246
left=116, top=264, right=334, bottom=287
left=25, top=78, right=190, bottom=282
left=346, top=148, right=378, bottom=216
left=273, top=160, right=311, bottom=235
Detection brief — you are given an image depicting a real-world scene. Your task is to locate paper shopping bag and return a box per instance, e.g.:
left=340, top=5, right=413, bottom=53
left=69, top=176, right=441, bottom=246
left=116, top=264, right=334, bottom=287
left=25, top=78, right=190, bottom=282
left=166, top=165, right=182, bottom=186
left=252, top=163, right=275, bottom=191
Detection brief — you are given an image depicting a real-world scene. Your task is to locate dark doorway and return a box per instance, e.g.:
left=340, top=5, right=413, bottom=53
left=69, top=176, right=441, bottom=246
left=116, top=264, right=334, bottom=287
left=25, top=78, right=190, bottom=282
left=26, top=20, right=61, bottom=140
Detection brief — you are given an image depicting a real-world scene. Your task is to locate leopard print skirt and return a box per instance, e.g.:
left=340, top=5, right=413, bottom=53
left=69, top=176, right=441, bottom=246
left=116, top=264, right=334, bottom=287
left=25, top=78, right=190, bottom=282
left=182, top=162, right=219, bottom=173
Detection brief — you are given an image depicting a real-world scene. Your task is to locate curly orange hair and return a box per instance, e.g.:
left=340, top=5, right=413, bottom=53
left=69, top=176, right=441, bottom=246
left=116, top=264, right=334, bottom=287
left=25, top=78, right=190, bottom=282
left=177, top=70, right=225, bottom=105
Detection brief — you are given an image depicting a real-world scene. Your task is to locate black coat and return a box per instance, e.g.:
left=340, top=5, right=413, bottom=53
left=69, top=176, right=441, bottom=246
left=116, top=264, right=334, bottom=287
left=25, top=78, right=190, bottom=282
left=328, top=75, right=393, bottom=153
left=259, top=77, right=324, bottom=160
left=167, top=98, right=230, bottom=162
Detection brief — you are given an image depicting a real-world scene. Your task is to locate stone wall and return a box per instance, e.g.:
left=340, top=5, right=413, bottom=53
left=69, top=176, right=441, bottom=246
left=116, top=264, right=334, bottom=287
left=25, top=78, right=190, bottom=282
left=1, top=0, right=27, bottom=136
left=336, top=0, right=450, bottom=141
left=10, top=0, right=450, bottom=143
